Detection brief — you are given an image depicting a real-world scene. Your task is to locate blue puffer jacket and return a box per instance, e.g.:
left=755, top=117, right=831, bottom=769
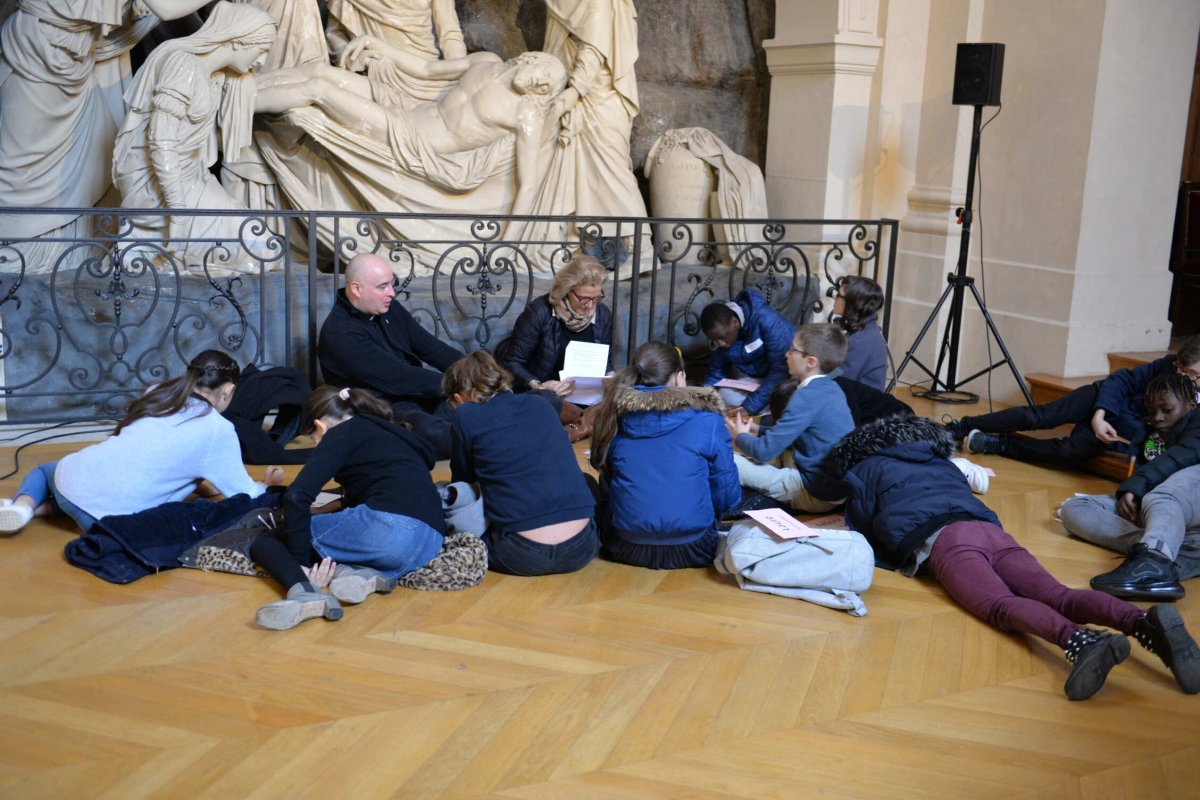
left=605, top=385, right=742, bottom=545
left=495, top=294, right=614, bottom=389
left=702, top=288, right=796, bottom=414
left=830, top=415, right=1000, bottom=571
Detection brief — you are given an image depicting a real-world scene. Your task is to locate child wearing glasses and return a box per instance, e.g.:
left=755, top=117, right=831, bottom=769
left=699, top=288, right=796, bottom=417
left=726, top=323, right=854, bottom=512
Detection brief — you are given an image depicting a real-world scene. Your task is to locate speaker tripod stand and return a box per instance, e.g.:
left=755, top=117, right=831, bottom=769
left=887, top=104, right=1034, bottom=407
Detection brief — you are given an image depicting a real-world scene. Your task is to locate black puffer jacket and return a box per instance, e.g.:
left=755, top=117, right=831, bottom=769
left=1119, top=408, right=1200, bottom=500
left=496, top=294, right=613, bottom=389
left=830, top=415, right=1000, bottom=571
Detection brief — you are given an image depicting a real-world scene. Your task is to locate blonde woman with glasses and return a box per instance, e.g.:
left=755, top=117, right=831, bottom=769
left=496, top=254, right=613, bottom=398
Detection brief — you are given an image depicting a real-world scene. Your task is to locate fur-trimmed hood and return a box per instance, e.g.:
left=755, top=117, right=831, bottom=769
left=830, top=414, right=954, bottom=476
left=612, top=384, right=726, bottom=440
left=612, top=384, right=725, bottom=415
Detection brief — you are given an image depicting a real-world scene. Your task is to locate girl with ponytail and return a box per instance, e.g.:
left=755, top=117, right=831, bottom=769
left=250, top=385, right=445, bottom=630
left=589, top=341, right=741, bottom=569
left=0, top=350, right=280, bottom=535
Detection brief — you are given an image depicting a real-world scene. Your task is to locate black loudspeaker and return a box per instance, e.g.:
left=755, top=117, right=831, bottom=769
left=952, top=43, right=1005, bottom=106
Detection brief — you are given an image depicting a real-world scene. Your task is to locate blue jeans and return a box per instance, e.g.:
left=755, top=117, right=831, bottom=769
left=311, top=505, right=443, bottom=580
left=16, top=461, right=97, bottom=531
left=483, top=519, right=598, bottom=576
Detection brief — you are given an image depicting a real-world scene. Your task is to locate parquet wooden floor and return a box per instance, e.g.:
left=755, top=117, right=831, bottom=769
left=1, top=393, right=1198, bottom=799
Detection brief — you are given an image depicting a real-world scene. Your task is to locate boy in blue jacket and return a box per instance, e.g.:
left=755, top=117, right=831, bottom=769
left=700, top=288, right=795, bottom=416
left=948, top=334, right=1200, bottom=467
left=727, top=323, right=853, bottom=512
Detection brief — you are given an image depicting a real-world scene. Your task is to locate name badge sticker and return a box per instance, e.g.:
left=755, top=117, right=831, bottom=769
left=743, top=338, right=764, bottom=354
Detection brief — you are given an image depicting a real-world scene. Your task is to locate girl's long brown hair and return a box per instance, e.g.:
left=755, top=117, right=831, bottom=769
left=115, top=350, right=240, bottom=434
left=589, top=341, right=684, bottom=471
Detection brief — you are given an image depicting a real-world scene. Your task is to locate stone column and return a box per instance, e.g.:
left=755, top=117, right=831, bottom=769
left=763, top=0, right=883, bottom=221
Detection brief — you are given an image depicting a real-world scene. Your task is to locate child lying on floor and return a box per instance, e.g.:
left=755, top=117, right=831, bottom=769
left=830, top=413, right=1200, bottom=700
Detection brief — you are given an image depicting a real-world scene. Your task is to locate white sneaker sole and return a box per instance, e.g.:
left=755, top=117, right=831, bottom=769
left=0, top=505, right=33, bottom=533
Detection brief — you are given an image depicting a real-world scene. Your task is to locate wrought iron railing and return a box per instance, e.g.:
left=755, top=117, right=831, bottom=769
left=0, top=208, right=897, bottom=424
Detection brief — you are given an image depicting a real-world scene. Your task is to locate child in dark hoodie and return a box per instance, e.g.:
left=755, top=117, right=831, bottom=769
left=590, top=341, right=741, bottom=569
left=250, top=386, right=446, bottom=630
left=1060, top=372, right=1200, bottom=600
left=830, top=414, right=1200, bottom=701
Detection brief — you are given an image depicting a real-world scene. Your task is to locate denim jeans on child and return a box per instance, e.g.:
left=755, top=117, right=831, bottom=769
left=310, top=505, right=443, bottom=580
left=482, top=518, right=598, bottom=576
left=16, top=460, right=97, bottom=531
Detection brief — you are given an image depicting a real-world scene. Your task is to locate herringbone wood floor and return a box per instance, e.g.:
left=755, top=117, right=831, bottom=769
left=1, top=393, right=1198, bottom=799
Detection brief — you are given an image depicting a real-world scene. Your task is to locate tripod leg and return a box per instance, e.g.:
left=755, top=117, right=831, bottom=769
left=965, top=281, right=1035, bottom=406
left=887, top=281, right=958, bottom=394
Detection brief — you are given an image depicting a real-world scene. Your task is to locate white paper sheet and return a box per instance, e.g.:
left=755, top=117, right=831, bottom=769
left=566, top=376, right=606, bottom=406
left=561, top=341, right=610, bottom=379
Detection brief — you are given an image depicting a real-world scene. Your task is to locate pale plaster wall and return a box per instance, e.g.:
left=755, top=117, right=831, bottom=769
left=799, top=0, right=1200, bottom=402
left=1066, top=0, right=1200, bottom=373
left=864, top=0, right=931, bottom=223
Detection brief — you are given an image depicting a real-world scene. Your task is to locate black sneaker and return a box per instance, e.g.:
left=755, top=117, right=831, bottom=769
left=1133, top=605, right=1200, bottom=694
left=941, top=416, right=964, bottom=442
left=1090, top=543, right=1185, bottom=600
left=965, top=429, right=1003, bottom=455
left=720, top=488, right=787, bottom=522
left=1063, top=628, right=1130, bottom=700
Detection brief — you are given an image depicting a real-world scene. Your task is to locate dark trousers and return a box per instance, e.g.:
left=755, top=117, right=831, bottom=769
left=959, top=383, right=1109, bottom=466
left=482, top=519, right=599, bottom=576
left=250, top=529, right=316, bottom=589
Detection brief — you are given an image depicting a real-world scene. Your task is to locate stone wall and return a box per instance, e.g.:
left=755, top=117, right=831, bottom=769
left=458, top=0, right=775, bottom=183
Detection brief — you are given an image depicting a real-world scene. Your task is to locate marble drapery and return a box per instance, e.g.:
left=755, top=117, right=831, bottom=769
left=111, top=1, right=277, bottom=270
left=509, top=0, right=649, bottom=271
left=0, top=0, right=159, bottom=241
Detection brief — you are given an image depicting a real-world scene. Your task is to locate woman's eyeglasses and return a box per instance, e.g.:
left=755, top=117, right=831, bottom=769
left=569, top=289, right=605, bottom=307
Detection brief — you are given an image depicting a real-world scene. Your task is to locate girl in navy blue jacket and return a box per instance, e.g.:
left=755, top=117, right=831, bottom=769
left=831, top=414, right=1200, bottom=700
left=444, top=351, right=597, bottom=576
left=590, top=341, right=741, bottom=569
left=831, top=275, right=889, bottom=390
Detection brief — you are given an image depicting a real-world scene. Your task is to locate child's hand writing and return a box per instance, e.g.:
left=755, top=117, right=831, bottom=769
left=1090, top=409, right=1121, bottom=444
left=264, top=465, right=286, bottom=486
